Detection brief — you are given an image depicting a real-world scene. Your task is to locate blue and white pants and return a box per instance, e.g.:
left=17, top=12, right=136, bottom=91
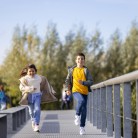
left=28, top=93, right=42, bottom=125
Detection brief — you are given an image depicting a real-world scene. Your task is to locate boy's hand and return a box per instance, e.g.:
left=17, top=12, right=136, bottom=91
left=78, top=80, right=83, bottom=85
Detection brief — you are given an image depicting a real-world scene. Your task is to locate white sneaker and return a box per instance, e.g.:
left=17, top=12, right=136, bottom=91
left=74, top=115, right=80, bottom=126
left=80, top=127, right=85, bottom=135
left=34, top=125, right=39, bottom=132
left=32, top=121, right=35, bottom=130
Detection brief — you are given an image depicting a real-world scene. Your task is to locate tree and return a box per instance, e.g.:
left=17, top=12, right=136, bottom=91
left=87, top=30, right=104, bottom=83
left=40, top=23, right=62, bottom=109
left=0, top=25, right=41, bottom=106
left=0, top=26, right=28, bottom=106
left=104, top=29, right=123, bottom=79
left=121, top=21, right=138, bottom=73
left=68, top=26, right=88, bottom=65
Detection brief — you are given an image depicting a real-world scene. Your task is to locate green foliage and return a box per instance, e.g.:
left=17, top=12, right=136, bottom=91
left=86, top=30, right=104, bottom=83
left=104, top=30, right=123, bottom=79
left=0, top=21, right=138, bottom=115
left=0, top=26, right=40, bottom=106
left=121, top=21, right=138, bottom=73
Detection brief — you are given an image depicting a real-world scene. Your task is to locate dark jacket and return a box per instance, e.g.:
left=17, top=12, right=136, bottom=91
left=65, top=65, right=93, bottom=93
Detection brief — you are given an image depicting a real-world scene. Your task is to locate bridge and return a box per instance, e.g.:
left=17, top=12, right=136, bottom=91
left=1, top=70, right=138, bottom=138
left=7, top=110, right=110, bottom=138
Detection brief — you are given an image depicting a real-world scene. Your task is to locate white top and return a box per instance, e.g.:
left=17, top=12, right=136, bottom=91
left=20, top=74, right=42, bottom=93
left=62, top=88, right=66, bottom=101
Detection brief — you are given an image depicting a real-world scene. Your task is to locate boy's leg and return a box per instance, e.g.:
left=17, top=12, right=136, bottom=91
left=73, top=92, right=84, bottom=116
left=80, top=94, right=88, bottom=127
left=73, top=92, right=85, bottom=126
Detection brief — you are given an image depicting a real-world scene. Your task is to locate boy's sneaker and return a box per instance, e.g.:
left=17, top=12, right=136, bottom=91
left=34, top=125, right=40, bottom=132
left=80, top=127, right=85, bottom=135
left=74, top=115, right=80, bottom=126
left=32, top=121, right=35, bottom=130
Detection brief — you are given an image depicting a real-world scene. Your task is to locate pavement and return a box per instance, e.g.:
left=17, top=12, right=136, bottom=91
left=7, top=110, right=113, bottom=138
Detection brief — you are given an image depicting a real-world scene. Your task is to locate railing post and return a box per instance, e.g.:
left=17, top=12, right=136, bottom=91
left=0, top=114, right=7, bottom=138
left=101, top=87, right=106, bottom=132
left=114, top=84, right=121, bottom=138
left=87, top=93, right=90, bottom=121
left=93, top=89, right=97, bottom=126
left=91, top=70, right=138, bottom=137
left=123, top=82, right=132, bottom=138
left=97, top=88, right=101, bottom=129
left=90, top=92, right=93, bottom=124
left=106, top=85, right=113, bottom=137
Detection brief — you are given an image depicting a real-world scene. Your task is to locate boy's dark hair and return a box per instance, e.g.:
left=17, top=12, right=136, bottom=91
left=20, top=64, right=37, bottom=77
left=76, top=52, right=85, bottom=60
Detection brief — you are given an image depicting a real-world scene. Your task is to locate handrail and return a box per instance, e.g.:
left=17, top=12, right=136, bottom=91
left=91, top=70, right=138, bottom=89
left=0, top=106, right=29, bottom=137
left=87, top=70, right=138, bottom=138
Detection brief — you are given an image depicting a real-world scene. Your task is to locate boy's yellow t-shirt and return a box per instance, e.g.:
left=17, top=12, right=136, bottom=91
left=72, top=67, right=88, bottom=95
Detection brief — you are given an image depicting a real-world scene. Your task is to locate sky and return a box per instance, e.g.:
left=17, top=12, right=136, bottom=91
left=0, top=0, right=138, bottom=64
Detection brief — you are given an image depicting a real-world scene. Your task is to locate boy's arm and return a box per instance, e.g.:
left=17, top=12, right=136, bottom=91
left=82, top=69, right=93, bottom=86
left=65, top=71, right=72, bottom=92
left=65, top=74, right=70, bottom=91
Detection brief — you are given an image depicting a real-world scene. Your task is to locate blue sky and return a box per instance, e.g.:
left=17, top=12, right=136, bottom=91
left=0, top=0, right=138, bottom=64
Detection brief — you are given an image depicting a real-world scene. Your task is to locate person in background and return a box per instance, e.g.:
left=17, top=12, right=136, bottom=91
left=65, top=53, right=93, bottom=135
left=0, top=84, right=7, bottom=110
left=61, top=83, right=72, bottom=110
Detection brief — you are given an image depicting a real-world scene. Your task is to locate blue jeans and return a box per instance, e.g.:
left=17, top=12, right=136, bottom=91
left=73, top=92, right=88, bottom=127
left=28, top=93, right=42, bottom=125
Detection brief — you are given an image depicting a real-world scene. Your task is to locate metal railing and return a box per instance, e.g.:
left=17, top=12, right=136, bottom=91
left=0, top=106, right=30, bottom=138
left=87, top=70, right=138, bottom=138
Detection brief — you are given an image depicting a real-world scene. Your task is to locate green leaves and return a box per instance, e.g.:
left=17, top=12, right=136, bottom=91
left=1, top=21, right=138, bottom=109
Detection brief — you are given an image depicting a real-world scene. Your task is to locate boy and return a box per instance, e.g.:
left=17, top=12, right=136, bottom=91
left=65, top=53, right=93, bottom=135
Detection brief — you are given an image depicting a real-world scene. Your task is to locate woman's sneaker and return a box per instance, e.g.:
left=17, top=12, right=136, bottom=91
left=74, top=115, right=80, bottom=126
left=80, top=127, right=85, bottom=135
left=34, top=125, right=40, bottom=132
